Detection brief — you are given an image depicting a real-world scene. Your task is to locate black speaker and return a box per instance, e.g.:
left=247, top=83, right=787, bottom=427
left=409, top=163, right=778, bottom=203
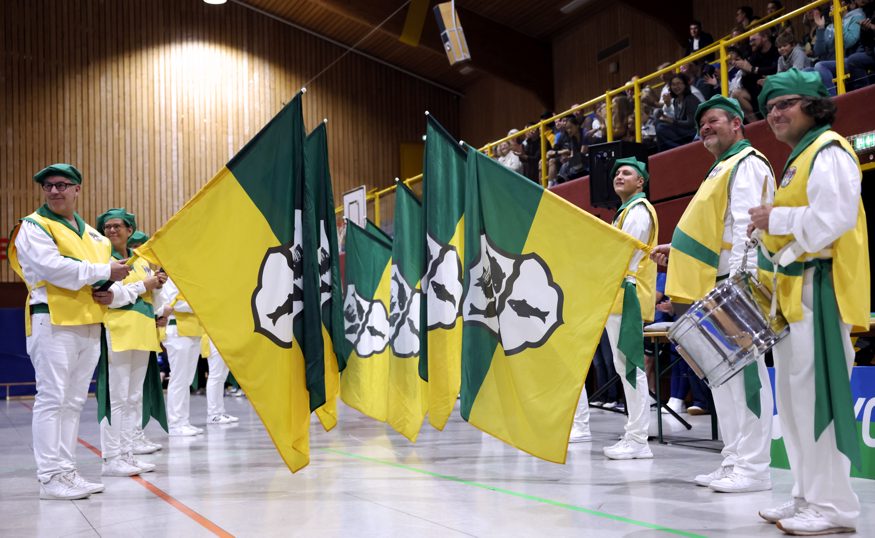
left=588, top=141, right=650, bottom=209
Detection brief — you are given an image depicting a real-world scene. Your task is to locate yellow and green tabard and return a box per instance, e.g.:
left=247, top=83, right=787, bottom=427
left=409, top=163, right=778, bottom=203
left=759, top=126, right=868, bottom=469
left=666, top=141, right=771, bottom=304
left=103, top=250, right=161, bottom=352
left=610, top=194, right=659, bottom=322
left=8, top=206, right=111, bottom=334
left=759, top=129, right=870, bottom=333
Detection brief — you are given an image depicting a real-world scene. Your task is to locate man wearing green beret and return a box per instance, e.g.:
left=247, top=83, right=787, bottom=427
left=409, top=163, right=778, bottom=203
left=601, top=157, right=659, bottom=460
left=8, top=164, right=131, bottom=500
left=651, top=95, right=776, bottom=493
left=749, top=68, right=866, bottom=535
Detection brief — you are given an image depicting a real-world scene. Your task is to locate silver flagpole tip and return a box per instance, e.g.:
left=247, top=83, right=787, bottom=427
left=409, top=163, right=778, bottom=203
left=424, top=110, right=430, bottom=116
left=323, top=118, right=328, bottom=124
left=301, top=87, right=307, bottom=94
left=394, top=177, right=400, bottom=183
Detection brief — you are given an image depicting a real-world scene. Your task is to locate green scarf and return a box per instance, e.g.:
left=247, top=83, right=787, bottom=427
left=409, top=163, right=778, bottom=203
left=617, top=280, right=645, bottom=387
left=811, top=259, right=861, bottom=469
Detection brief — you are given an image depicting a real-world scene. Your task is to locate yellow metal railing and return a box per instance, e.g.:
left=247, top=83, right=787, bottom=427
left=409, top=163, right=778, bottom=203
left=339, top=0, right=849, bottom=226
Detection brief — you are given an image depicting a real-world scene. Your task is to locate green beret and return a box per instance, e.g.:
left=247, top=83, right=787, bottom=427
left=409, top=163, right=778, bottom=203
left=33, top=163, right=83, bottom=185
left=758, top=68, right=829, bottom=116
left=96, top=208, right=137, bottom=235
left=695, top=95, right=744, bottom=124
left=610, top=157, right=649, bottom=183
left=128, top=231, right=150, bottom=246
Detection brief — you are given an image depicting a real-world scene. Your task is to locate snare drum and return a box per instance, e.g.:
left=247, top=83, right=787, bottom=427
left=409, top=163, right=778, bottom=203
left=667, top=271, right=788, bottom=388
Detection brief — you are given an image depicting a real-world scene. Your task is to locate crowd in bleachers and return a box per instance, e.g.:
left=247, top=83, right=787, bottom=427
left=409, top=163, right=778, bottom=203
left=494, top=1, right=875, bottom=185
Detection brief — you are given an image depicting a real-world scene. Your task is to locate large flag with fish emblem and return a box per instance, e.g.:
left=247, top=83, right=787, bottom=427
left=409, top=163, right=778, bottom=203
left=422, top=114, right=467, bottom=430
left=305, top=122, right=343, bottom=431
left=461, top=149, right=642, bottom=463
left=387, top=183, right=428, bottom=441
left=339, top=221, right=393, bottom=421
left=136, top=94, right=312, bottom=472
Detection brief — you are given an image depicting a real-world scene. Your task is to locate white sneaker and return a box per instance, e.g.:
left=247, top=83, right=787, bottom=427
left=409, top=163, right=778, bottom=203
left=132, top=439, right=161, bottom=455
left=169, top=425, right=199, bottom=437
left=101, top=456, right=142, bottom=477
left=760, top=499, right=804, bottom=524
left=603, top=438, right=653, bottom=460
left=776, top=507, right=855, bottom=536
left=602, top=401, right=619, bottom=410
left=207, top=414, right=238, bottom=425
left=191, top=425, right=205, bottom=434
left=123, top=453, right=155, bottom=473
left=709, top=472, right=771, bottom=493
left=590, top=400, right=604, bottom=406
left=569, top=426, right=592, bottom=443
left=694, top=465, right=732, bottom=487
left=667, top=397, right=685, bottom=414
left=39, top=473, right=91, bottom=500
left=64, top=471, right=104, bottom=494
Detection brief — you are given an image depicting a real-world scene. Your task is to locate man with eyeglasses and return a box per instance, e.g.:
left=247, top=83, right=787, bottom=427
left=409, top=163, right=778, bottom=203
left=650, top=95, right=776, bottom=494
left=748, top=68, right=866, bottom=536
left=8, top=164, right=131, bottom=500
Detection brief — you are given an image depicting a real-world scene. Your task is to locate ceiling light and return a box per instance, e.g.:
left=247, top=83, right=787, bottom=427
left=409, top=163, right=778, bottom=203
left=204, top=0, right=227, bottom=5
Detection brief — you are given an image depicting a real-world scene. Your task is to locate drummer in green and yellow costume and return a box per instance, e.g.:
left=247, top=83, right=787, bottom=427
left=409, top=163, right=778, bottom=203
left=601, top=157, right=659, bottom=460
left=96, top=208, right=166, bottom=477
left=651, top=95, right=776, bottom=494
left=749, top=68, right=867, bottom=536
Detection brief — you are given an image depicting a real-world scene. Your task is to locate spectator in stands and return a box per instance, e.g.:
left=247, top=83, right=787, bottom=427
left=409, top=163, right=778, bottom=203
left=540, top=111, right=557, bottom=146
left=687, top=21, right=715, bottom=60
left=736, top=6, right=755, bottom=29
left=656, top=73, right=699, bottom=151
left=584, top=102, right=607, bottom=145
left=496, top=141, right=522, bottom=175
left=726, top=46, right=747, bottom=95
left=732, top=31, right=779, bottom=121
left=683, top=62, right=719, bottom=101
left=812, top=0, right=866, bottom=95
left=555, top=115, right=586, bottom=184
left=731, top=24, right=753, bottom=58
left=766, top=1, right=792, bottom=39
left=657, top=62, right=706, bottom=105
left=776, top=31, right=811, bottom=72
left=519, top=122, right=544, bottom=184
left=610, top=95, right=633, bottom=141
left=846, top=0, right=875, bottom=90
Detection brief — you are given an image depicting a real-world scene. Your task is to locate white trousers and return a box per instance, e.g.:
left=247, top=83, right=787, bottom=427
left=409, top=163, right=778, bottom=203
left=99, top=333, right=149, bottom=459
left=773, top=269, right=859, bottom=527
left=710, top=353, right=773, bottom=479
left=573, top=386, right=591, bottom=428
left=164, top=325, right=201, bottom=428
left=206, top=340, right=229, bottom=418
left=26, top=314, right=101, bottom=483
left=605, top=314, right=650, bottom=443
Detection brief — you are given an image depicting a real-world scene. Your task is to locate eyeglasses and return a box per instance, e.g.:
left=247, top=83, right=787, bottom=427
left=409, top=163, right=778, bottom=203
left=766, top=97, right=803, bottom=114
left=41, top=182, right=76, bottom=192
left=103, top=223, right=126, bottom=231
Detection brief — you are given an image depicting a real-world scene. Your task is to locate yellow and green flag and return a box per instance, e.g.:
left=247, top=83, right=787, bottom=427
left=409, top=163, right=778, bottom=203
left=137, top=94, right=312, bottom=472
left=304, top=122, right=343, bottom=431
left=460, top=149, right=641, bottom=463
left=422, top=114, right=467, bottom=430
left=387, top=183, right=428, bottom=441
left=339, top=221, right=393, bottom=422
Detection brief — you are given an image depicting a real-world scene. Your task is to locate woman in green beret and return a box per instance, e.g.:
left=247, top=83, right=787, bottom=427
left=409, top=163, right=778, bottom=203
left=96, top=208, right=167, bottom=477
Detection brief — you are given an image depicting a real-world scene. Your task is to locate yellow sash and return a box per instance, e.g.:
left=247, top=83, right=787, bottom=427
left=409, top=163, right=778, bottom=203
left=8, top=208, right=111, bottom=335
left=759, top=130, right=869, bottom=332
left=666, top=146, right=772, bottom=304
left=104, top=254, right=161, bottom=352
left=610, top=196, right=659, bottom=322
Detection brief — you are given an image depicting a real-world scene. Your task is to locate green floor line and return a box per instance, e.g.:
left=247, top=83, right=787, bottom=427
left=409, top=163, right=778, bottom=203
left=322, top=447, right=706, bottom=538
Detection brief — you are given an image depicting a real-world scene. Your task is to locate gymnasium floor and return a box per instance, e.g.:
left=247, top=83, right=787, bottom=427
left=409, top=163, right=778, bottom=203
left=2, top=395, right=872, bottom=537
